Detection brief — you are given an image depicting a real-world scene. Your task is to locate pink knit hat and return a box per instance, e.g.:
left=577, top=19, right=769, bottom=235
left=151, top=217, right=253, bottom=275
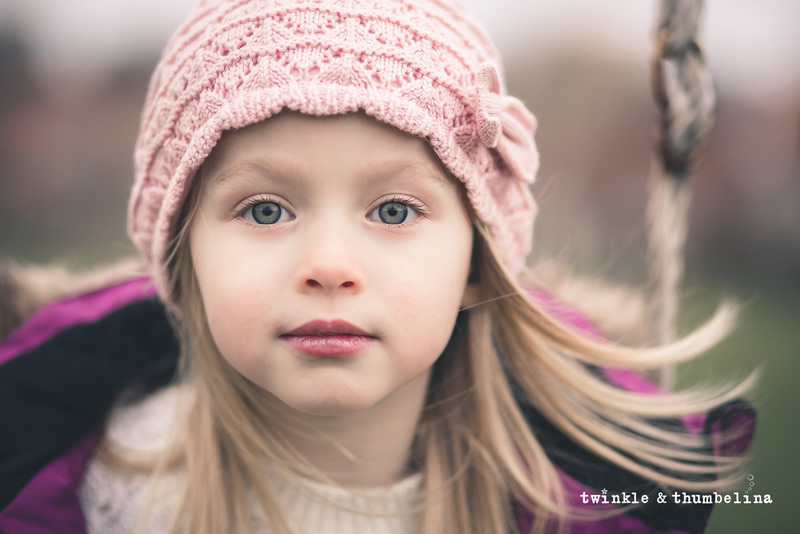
left=129, top=0, right=539, bottom=300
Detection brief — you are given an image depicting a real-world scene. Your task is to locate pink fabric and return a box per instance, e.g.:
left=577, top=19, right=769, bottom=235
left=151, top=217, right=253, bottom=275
left=0, top=433, right=99, bottom=534
left=129, top=0, right=540, bottom=301
left=0, top=277, right=156, bottom=366
left=476, top=62, right=538, bottom=184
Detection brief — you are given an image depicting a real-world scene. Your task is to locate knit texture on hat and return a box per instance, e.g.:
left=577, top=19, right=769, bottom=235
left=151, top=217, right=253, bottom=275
left=129, top=0, right=539, bottom=300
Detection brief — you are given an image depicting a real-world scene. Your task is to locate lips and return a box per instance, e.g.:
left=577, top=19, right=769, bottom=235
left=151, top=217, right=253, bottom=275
left=282, top=320, right=372, bottom=337
left=279, top=320, right=376, bottom=357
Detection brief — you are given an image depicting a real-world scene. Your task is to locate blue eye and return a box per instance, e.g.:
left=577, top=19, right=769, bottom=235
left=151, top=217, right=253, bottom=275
left=368, top=199, right=423, bottom=226
left=245, top=201, right=292, bottom=225
left=378, top=202, right=409, bottom=224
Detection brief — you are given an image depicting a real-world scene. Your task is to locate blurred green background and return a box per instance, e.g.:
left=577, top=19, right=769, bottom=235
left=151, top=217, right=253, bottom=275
left=1, top=1, right=797, bottom=531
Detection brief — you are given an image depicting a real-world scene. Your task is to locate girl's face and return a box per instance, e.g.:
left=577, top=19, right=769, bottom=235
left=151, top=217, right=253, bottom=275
left=189, top=112, right=476, bottom=416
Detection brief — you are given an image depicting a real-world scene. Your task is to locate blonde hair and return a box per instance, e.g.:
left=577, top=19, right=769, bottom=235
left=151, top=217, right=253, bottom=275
left=106, top=173, right=756, bottom=534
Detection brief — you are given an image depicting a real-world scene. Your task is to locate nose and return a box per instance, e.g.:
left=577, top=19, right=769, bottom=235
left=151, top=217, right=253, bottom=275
left=295, top=225, right=364, bottom=295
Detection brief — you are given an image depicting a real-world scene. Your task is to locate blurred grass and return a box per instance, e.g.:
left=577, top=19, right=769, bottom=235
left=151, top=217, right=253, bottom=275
left=676, top=276, right=798, bottom=533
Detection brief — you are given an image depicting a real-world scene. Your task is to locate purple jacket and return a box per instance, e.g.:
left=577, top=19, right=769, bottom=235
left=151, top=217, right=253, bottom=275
left=0, top=278, right=755, bottom=533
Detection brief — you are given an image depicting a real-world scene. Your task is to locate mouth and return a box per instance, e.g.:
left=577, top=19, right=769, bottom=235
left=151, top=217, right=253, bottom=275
left=279, top=320, right=377, bottom=357
left=282, top=319, right=373, bottom=337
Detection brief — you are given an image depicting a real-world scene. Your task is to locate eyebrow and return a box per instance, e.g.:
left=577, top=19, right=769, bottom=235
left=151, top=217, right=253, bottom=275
left=211, top=159, right=302, bottom=187
left=209, top=158, right=453, bottom=189
left=360, top=160, right=453, bottom=189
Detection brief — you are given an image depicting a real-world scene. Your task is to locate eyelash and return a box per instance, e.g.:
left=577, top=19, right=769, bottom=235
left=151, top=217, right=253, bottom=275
left=233, top=194, right=291, bottom=225
left=373, top=194, right=429, bottom=228
left=232, top=194, right=429, bottom=227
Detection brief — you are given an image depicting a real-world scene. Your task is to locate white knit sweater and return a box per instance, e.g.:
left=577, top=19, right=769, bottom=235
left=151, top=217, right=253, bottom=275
left=79, top=386, right=423, bottom=533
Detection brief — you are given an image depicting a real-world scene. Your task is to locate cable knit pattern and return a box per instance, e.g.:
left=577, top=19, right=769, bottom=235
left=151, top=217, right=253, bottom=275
left=128, top=0, right=539, bottom=300
left=79, top=386, right=423, bottom=533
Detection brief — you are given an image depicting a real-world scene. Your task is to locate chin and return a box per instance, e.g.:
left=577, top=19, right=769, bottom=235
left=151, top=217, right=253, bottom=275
left=279, top=388, right=379, bottom=417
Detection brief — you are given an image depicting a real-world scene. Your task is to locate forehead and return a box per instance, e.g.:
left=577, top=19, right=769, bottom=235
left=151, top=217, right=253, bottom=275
left=201, top=112, right=458, bottom=191
left=208, top=113, right=442, bottom=171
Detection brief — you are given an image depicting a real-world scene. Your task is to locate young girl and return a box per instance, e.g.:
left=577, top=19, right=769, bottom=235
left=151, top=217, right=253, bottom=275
left=0, top=0, right=756, bottom=533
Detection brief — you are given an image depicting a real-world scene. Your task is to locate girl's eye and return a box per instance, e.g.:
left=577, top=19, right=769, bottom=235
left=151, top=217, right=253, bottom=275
left=378, top=202, right=408, bottom=224
left=243, top=201, right=293, bottom=225
left=369, top=200, right=422, bottom=225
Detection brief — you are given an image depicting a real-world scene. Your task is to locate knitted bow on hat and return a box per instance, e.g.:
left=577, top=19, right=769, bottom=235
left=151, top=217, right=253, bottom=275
left=475, top=62, right=539, bottom=185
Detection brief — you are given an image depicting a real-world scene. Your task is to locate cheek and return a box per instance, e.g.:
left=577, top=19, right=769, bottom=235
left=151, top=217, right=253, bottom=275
left=394, top=286, right=460, bottom=366
left=202, top=284, right=259, bottom=351
left=190, top=229, right=280, bottom=368
left=383, top=228, right=472, bottom=360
